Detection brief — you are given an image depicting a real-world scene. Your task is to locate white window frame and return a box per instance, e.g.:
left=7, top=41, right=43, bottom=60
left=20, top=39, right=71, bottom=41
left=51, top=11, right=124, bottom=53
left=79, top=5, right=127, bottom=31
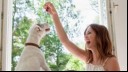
left=99, top=0, right=117, bottom=56
left=0, top=0, right=117, bottom=71
left=106, top=0, right=117, bottom=56
left=107, top=0, right=127, bottom=71
left=0, top=0, right=3, bottom=70
left=1, top=0, right=13, bottom=71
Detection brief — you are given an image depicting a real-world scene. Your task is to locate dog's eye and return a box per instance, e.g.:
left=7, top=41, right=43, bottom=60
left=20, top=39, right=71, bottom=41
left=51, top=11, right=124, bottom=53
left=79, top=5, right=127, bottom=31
left=37, top=24, right=44, bottom=28
left=40, top=25, right=44, bottom=28
left=37, top=24, right=41, bottom=27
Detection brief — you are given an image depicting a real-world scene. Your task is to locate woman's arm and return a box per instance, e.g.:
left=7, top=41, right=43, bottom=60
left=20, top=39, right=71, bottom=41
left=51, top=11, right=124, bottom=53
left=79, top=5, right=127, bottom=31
left=43, top=2, right=88, bottom=62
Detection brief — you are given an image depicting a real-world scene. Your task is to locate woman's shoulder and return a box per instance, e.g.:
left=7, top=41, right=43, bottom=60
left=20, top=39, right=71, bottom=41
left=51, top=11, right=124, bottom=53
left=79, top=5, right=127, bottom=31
left=106, top=57, right=118, bottom=65
left=104, top=56, right=120, bottom=71
left=106, top=56, right=117, bottom=63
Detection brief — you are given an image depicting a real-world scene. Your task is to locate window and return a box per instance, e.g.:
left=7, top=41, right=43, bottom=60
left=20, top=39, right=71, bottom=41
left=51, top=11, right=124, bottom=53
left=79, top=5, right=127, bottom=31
left=1, top=0, right=116, bottom=71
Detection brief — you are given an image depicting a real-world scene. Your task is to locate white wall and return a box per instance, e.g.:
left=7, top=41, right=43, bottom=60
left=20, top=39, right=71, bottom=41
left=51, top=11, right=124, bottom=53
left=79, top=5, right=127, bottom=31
left=112, top=0, right=127, bottom=71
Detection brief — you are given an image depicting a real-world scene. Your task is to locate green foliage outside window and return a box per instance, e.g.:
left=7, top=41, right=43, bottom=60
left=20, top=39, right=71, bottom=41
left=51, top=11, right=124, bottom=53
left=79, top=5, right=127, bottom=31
left=12, top=0, right=85, bottom=71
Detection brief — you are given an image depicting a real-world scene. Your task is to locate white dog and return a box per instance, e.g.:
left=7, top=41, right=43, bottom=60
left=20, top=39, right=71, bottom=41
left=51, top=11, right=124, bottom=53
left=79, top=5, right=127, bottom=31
left=15, top=23, right=51, bottom=71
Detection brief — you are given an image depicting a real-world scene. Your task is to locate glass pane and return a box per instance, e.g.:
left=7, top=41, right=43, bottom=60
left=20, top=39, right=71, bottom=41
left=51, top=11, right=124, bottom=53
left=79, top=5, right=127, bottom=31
left=12, top=0, right=107, bottom=71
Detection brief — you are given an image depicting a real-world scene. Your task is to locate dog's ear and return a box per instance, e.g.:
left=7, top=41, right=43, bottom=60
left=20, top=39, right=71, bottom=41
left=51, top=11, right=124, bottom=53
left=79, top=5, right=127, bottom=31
left=36, top=26, right=42, bottom=32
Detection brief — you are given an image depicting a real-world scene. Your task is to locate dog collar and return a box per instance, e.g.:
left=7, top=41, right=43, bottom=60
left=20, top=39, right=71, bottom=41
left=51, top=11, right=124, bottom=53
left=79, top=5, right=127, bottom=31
left=25, top=43, right=40, bottom=49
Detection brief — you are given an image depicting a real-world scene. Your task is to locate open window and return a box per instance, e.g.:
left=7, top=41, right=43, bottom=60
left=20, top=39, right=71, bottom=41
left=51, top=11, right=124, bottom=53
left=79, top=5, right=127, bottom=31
left=1, top=0, right=117, bottom=71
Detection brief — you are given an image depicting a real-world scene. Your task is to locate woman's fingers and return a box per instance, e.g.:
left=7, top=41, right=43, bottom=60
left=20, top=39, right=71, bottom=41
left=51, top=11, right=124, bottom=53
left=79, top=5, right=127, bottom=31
left=43, top=2, right=57, bottom=15
left=44, top=2, right=51, bottom=12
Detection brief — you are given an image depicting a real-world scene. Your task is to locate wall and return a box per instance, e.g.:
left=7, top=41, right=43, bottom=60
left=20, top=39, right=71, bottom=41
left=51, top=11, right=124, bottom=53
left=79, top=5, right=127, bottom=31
left=112, top=0, right=127, bottom=71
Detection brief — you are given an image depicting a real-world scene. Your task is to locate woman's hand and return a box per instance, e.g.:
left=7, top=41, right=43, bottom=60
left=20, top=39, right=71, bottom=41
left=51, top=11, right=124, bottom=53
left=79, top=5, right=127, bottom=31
left=43, top=2, right=57, bottom=15
left=43, top=2, right=87, bottom=63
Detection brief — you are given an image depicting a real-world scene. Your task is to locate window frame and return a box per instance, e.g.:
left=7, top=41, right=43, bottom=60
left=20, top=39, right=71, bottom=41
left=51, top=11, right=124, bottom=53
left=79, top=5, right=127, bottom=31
left=1, top=0, right=13, bottom=71
left=1, top=0, right=117, bottom=71
left=0, top=0, right=3, bottom=70
left=106, top=0, right=117, bottom=56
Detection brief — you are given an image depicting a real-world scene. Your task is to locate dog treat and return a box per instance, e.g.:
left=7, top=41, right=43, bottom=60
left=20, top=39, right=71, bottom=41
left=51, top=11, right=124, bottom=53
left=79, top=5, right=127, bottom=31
left=46, top=7, right=49, bottom=12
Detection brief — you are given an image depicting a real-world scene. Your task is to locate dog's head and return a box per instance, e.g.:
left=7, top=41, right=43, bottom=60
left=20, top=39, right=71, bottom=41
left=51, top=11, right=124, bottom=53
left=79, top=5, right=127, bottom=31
left=29, top=23, right=50, bottom=38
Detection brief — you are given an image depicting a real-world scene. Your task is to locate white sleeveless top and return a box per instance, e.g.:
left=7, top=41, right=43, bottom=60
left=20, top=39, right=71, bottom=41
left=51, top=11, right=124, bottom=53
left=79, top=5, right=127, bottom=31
left=86, top=58, right=109, bottom=71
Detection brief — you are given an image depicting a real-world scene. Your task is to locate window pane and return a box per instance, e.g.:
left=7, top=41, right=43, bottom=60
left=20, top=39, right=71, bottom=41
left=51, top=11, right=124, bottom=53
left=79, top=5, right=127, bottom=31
left=12, top=0, right=107, bottom=71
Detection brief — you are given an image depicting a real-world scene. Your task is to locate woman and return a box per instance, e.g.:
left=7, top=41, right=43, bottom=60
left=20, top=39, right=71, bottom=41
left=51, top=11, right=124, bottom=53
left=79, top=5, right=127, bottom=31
left=43, top=2, right=120, bottom=71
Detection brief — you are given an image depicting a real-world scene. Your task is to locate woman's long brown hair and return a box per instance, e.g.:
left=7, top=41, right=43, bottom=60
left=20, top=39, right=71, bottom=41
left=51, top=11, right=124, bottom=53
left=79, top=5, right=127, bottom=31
left=84, top=24, right=115, bottom=64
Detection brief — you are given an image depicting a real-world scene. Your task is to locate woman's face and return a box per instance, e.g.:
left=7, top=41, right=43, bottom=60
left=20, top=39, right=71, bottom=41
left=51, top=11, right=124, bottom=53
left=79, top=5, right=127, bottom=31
left=84, top=26, right=96, bottom=49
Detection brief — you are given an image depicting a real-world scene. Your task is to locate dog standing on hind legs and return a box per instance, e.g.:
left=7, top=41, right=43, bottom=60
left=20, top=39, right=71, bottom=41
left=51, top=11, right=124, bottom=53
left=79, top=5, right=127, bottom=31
left=15, top=23, right=51, bottom=71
